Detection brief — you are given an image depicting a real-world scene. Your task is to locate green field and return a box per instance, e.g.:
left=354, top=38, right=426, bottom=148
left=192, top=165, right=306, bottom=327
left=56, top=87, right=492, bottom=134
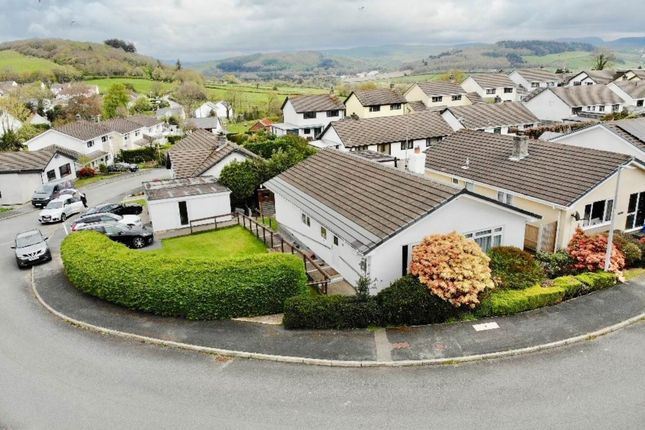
left=523, top=50, right=643, bottom=71
left=152, top=226, right=267, bottom=259
left=84, top=77, right=175, bottom=94
left=0, top=50, right=63, bottom=73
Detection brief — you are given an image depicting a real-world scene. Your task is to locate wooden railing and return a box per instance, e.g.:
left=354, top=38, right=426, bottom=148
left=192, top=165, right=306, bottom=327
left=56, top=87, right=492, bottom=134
left=188, top=213, right=237, bottom=234
left=235, top=213, right=330, bottom=294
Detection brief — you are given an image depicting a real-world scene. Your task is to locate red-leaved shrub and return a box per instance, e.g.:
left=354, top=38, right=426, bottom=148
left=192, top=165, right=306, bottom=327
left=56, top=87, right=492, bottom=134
left=567, top=227, right=625, bottom=273
left=78, top=167, right=96, bottom=178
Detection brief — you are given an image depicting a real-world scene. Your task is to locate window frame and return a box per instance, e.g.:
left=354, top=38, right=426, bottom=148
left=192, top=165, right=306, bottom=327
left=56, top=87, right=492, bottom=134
left=625, top=191, right=645, bottom=230
left=451, top=94, right=462, bottom=101
left=301, top=213, right=310, bottom=227
left=431, top=96, right=443, bottom=103
left=368, top=105, right=381, bottom=112
left=58, top=163, right=72, bottom=177
left=327, top=110, right=339, bottom=117
left=583, top=199, right=613, bottom=227
left=320, top=226, right=327, bottom=240
left=504, top=87, right=514, bottom=94
left=485, top=88, right=496, bottom=95
left=303, top=111, right=316, bottom=119
left=390, top=103, right=402, bottom=110
left=464, top=226, right=504, bottom=252
left=46, top=169, right=56, bottom=181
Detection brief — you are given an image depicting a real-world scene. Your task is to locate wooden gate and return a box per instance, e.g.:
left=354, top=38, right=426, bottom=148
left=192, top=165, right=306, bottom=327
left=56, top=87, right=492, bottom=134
left=524, top=224, right=539, bottom=251
left=539, top=221, right=558, bottom=253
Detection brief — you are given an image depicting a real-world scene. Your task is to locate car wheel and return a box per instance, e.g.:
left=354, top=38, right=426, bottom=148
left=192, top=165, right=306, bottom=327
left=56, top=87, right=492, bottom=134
left=61, top=213, right=67, bottom=222
left=132, top=237, right=145, bottom=249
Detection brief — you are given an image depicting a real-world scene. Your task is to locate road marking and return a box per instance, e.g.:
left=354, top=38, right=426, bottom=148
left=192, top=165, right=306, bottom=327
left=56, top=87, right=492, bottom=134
left=473, top=322, right=499, bottom=332
left=374, top=328, right=392, bottom=362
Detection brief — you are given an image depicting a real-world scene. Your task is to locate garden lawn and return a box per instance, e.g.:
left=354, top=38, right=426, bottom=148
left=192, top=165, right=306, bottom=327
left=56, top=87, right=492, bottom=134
left=153, top=226, right=267, bottom=259
left=74, top=173, right=125, bottom=188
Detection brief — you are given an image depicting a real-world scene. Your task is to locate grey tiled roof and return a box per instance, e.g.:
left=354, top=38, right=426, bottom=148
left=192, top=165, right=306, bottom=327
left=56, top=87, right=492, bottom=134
left=187, top=117, right=220, bottom=130
left=443, top=102, right=539, bottom=129
left=144, top=176, right=230, bottom=201
left=265, top=149, right=463, bottom=251
left=612, top=81, right=645, bottom=99
left=605, top=117, right=645, bottom=153
left=102, top=118, right=141, bottom=134
left=285, top=94, right=345, bottom=113
left=407, top=101, right=428, bottom=112
left=465, top=92, right=484, bottom=104
left=55, top=120, right=111, bottom=141
left=350, top=88, right=407, bottom=106
left=468, top=73, right=516, bottom=89
left=128, top=115, right=162, bottom=127
left=352, top=150, right=397, bottom=163
left=551, top=85, right=623, bottom=107
left=513, top=69, right=560, bottom=83
left=0, top=148, right=74, bottom=174
left=325, top=111, right=453, bottom=148
left=414, top=81, right=466, bottom=96
left=584, top=70, right=617, bottom=84
left=425, top=130, right=633, bottom=207
left=168, top=129, right=256, bottom=178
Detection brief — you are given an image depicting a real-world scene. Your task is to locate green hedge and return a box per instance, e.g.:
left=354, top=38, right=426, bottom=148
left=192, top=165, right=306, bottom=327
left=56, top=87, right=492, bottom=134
left=61, top=231, right=307, bottom=320
left=488, top=246, right=545, bottom=289
left=283, top=295, right=380, bottom=329
left=552, top=276, right=585, bottom=299
left=575, top=272, right=617, bottom=290
left=118, top=147, right=158, bottom=163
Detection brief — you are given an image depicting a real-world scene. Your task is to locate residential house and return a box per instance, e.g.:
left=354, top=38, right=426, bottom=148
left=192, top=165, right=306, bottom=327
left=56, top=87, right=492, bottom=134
left=0, top=110, right=23, bottom=136
left=424, top=130, right=645, bottom=252
left=249, top=118, right=273, bottom=133
left=460, top=74, right=519, bottom=102
left=344, top=88, right=408, bottom=118
left=264, top=149, right=539, bottom=292
left=167, top=129, right=257, bottom=179
left=186, top=117, right=223, bottom=134
left=272, top=94, right=345, bottom=140
left=102, top=115, right=164, bottom=151
left=315, top=110, right=453, bottom=160
left=440, top=102, right=539, bottom=135
left=25, top=120, right=115, bottom=167
left=614, top=69, right=645, bottom=82
left=508, top=69, right=561, bottom=92
left=607, top=80, right=645, bottom=111
left=549, top=117, right=645, bottom=160
left=144, top=177, right=232, bottom=232
left=194, top=101, right=233, bottom=120
left=523, top=85, right=624, bottom=121
left=404, top=81, right=471, bottom=110
left=0, top=147, right=77, bottom=205
left=565, top=70, right=617, bottom=86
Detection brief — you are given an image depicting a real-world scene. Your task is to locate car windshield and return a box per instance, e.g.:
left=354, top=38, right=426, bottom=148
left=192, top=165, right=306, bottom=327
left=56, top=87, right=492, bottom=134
left=35, top=184, right=55, bottom=194
left=16, top=232, right=43, bottom=248
left=45, top=201, right=63, bottom=209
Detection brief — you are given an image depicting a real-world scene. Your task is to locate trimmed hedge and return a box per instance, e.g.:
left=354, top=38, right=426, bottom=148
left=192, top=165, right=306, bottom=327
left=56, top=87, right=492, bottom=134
left=552, top=276, right=585, bottom=299
left=61, top=231, right=307, bottom=320
left=118, top=147, right=158, bottom=163
left=488, top=246, right=545, bottom=290
left=282, top=295, right=380, bottom=330
left=575, top=272, right=617, bottom=290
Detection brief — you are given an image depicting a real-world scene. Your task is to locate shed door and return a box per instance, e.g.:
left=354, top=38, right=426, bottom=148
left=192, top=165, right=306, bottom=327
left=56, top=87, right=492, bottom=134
left=178, top=201, right=188, bottom=226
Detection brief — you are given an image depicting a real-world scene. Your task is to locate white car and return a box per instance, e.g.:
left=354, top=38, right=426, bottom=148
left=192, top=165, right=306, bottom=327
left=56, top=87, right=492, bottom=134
left=71, top=213, right=142, bottom=231
left=38, top=196, right=85, bottom=224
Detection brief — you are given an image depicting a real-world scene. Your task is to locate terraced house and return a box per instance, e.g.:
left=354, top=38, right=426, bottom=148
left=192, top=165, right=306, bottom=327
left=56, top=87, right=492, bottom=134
left=508, top=68, right=562, bottom=92
left=523, top=85, right=624, bottom=121
left=404, top=81, right=472, bottom=111
left=460, top=73, right=519, bottom=102
left=440, top=102, right=539, bottom=135
left=272, top=94, right=346, bottom=140
left=343, top=88, right=408, bottom=118
left=424, top=130, right=645, bottom=252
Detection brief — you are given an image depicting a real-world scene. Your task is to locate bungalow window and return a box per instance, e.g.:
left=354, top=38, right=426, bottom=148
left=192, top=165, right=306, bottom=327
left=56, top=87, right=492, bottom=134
left=303, top=128, right=311, bottom=134
left=303, top=112, right=316, bottom=119
left=401, top=141, right=413, bottom=150
left=59, top=163, right=71, bottom=177
left=486, top=88, right=496, bottom=95
left=320, top=227, right=327, bottom=239
left=101, top=136, right=108, bottom=143
left=612, top=104, right=620, bottom=112
left=598, top=106, right=605, bottom=112
left=377, top=143, right=391, bottom=155
left=369, top=106, right=381, bottom=112
left=625, top=191, right=645, bottom=230
left=637, top=100, right=644, bottom=107
left=301, top=213, right=310, bottom=227
left=451, top=95, right=462, bottom=101
left=333, top=235, right=339, bottom=246
left=531, top=82, right=540, bottom=88
left=124, top=133, right=129, bottom=140
left=504, top=88, right=514, bottom=94
left=464, top=227, right=503, bottom=252
left=431, top=96, right=443, bottom=103
left=313, top=127, right=322, bottom=136
left=46, top=169, right=56, bottom=181
left=135, top=131, right=140, bottom=137
left=493, top=127, right=502, bottom=134
left=572, top=107, right=582, bottom=115
left=426, top=138, right=438, bottom=146
left=327, top=110, right=339, bottom=117
left=583, top=199, right=613, bottom=227
left=497, top=191, right=513, bottom=205
left=178, top=201, right=188, bottom=226
left=87, top=140, right=94, bottom=148
left=390, top=103, right=402, bottom=110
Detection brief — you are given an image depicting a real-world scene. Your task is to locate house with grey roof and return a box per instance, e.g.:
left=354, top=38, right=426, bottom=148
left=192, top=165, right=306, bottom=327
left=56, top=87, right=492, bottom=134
left=425, top=130, right=645, bottom=252
left=186, top=116, right=223, bottom=134
left=508, top=69, right=562, bottom=93
left=315, top=110, right=453, bottom=160
left=565, top=70, right=617, bottom=87
left=615, top=69, right=645, bottom=82
left=404, top=81, right=471, bottom=110
left=0, top=147, right=77, bottom=205
left=344, top=88, right=408, bottom=119
left=549, top=117, right=645, bottom=160
left=523, top=85, right=625, bottom=121
left=264, top=148, right=539, bottom=291
left=194, top=101, right=233, bottom=120
left=607, top=80, right=645, bottom=111
left=167, top=129, right=257, bottom=179
left=272, top=94, right=345, bottom=140
left=461, top=73, right=519, bottom=102
left=441, top=102, right=539, bottom=135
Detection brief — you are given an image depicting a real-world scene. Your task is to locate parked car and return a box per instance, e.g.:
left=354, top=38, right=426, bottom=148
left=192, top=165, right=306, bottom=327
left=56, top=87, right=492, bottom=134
left=38, top=195, right=85, bottom=224
left=81, top=203, right=143, bottom=217
left=71, top=213, right=142, bottom=231
left=108, top=162, right=138, bottom=173
left=31, top=180, right=73, bottom=208
left=11, top=230, right=51, bottom=268
left=79, top=222, right=154, bottom=249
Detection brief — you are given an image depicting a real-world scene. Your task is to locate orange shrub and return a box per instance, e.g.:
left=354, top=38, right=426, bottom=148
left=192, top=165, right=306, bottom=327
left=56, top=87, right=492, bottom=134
left=567, top=227, right=625, bottom=273
left=409, top=232, right=494, bottom=309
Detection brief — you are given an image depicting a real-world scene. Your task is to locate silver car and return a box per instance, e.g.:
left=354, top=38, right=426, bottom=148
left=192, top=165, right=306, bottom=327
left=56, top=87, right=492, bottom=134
left=12, top=230, right=51, bottom=269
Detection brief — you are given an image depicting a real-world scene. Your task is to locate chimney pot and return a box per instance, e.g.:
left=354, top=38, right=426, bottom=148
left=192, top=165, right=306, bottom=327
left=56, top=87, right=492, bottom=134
left=407, top=146, right=426, bottom=175
left=510, top=135, right=529, bottom=160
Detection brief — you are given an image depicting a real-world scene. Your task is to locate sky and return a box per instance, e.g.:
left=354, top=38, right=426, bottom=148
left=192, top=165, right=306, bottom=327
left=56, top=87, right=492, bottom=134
left=0, top=0, right=643, bottom=61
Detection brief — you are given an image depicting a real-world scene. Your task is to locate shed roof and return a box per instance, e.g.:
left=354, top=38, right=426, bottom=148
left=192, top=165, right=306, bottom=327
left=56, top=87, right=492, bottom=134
left=144, top=176, right=230, bottom=201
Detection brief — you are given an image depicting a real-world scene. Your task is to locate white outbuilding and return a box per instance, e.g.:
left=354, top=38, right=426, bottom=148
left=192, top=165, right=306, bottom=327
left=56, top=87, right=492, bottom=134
left=144, top=177, right=232, bottom=233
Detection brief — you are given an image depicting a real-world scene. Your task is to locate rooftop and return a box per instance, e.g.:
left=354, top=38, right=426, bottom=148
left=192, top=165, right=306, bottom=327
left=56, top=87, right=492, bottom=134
left=55, top=120, right=111, bottom=141
left=0, top=148, right=75, bottom=174
left=425, top=130, right=634, bottom=207
left=513, top=69, right=561, bottom=82
left=443, top=102, right=539, bottom=129
left=468, top=73, right=516, bottom=89
left=604, top=117, right=645, bottom=153
left=187, top=117, right=221, bottom=130
left=611, top=80, right=645, bottom=99
left=349, top=88, right=407, bottom=106
left=413, top=81, right=466, bottom=96
left=144, top=176, right=230, bottom=201
left=284, top=94, right=345, bottom=113
left=550, top=84, right=624, bottom=107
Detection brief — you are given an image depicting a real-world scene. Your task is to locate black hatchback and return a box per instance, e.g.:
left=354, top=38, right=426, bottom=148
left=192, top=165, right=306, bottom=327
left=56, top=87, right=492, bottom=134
left=79, top=222, right=154, bottom=249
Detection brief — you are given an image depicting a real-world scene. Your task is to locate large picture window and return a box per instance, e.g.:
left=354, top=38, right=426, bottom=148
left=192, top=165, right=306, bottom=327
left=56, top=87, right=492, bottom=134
left=583, top=199, right=613, bottom=227
left=59, top=163, right=71, bottom=177
left=625, top=191, right=645, bottom=230
left=464, top=227, right=503, bottom=252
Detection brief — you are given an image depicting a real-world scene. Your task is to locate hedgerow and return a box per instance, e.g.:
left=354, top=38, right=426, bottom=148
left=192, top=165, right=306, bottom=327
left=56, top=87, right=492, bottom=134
left=61, top=231, right=307, bottom=320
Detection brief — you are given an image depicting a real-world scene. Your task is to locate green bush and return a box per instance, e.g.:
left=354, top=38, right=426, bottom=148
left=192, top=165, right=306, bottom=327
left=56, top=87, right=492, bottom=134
left=575, top=272, right=618, bottom=291
left=551, top=276, right=585, bottom=299
left=475, top=284, right=566, bottom=317
left=612, top=231, right=644, bottom=267
left=283, top=295, right=380, bottom=330
left=376, top=275, right=457, bottom=325
left=535, top=250, right=575, bottom=278
left=61, top=231, right=307, bottom=320
left=488, top=246, right=545, bottom=289
left=119, top=146, right=158, bottom=163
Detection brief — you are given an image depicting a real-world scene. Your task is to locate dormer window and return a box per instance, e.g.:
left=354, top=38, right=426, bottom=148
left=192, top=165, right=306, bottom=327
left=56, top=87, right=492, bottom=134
left=303, top=112, right=316, bottom=119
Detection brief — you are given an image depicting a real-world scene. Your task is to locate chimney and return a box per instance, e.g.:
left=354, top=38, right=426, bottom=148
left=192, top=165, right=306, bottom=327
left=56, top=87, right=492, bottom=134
left=510, top=135, right=529, bottom=161
left=407, top=146, right=426, bottom=175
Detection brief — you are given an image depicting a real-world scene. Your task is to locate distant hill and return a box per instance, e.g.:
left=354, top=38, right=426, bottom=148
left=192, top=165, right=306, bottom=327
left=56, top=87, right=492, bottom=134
left=605, top=37, right=645, bottom=48
left=0, top=38, right=176, bottom=82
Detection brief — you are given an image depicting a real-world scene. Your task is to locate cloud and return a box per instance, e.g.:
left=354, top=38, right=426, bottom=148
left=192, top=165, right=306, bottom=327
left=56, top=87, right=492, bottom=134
left=0, top=0, right=642, bottom=61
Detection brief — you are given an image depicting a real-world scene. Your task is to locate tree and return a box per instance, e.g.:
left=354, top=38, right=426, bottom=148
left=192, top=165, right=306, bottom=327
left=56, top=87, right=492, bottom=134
left=218, top=160, right=261, bottom=207
left=173, top=81, right=207, bottom=115
left=104, top=39, right=136, bottom=53
left=592, top=50, right=615, bottom=70
left=103, top=84, right=130, bottom=119
left=567, top=227, right=625, bottom=273
left=0, top=95, right=31, bottom=121
left=0, top=129, right=23, bottom=151
left=130, top=96, right=153, bottom=114
left=65, top=95, right=103, bottom=121
left=16, top=124, right=45, bottom=144
left=409, top=232, right=495, bottom=308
